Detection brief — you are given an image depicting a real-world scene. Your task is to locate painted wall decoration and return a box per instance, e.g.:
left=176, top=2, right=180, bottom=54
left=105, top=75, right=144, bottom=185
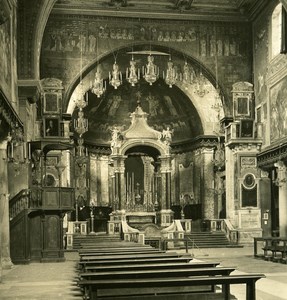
left=41, top=16, right=249, bottom=58
left=40, top=14, right=252, bottom=116
left=270, top=75, right=287, bottom=142
left=0, top=4, right=12, bottom=99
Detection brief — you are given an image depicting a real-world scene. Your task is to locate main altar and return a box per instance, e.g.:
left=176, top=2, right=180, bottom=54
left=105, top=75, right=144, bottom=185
left=107, top=102, right=175, bottom=231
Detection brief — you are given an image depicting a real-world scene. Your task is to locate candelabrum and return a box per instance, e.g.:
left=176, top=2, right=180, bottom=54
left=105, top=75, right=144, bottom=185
left=89, top=200, right=96, bottom=234
left=74, top=109, right=88, bottom=137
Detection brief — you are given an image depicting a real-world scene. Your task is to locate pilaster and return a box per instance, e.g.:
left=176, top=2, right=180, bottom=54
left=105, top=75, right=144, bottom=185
left=0, top=140, right=13, bottom=270
left=201, top=147, right=215, bottom=219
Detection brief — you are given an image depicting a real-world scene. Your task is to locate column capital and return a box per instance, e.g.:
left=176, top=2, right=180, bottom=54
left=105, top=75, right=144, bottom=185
left=274, top=160, right=287, bottom=171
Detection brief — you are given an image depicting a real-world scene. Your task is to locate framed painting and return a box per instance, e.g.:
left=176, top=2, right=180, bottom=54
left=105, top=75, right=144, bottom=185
left=269, top=75, right=287, bottom=142
left=240, top=119, right=254, bottom=138
left=44, top=93, right=60, bottom=114
left=44, top=117, right=60, bottom=137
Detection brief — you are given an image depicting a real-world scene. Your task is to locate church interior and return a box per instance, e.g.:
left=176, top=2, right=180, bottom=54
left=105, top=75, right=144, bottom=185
left=1, top=0, right=287, bottom=298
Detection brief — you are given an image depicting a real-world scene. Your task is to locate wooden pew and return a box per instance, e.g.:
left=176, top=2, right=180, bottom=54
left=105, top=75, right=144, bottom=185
left=84, top=261, right=221, bottom=273
left=254, top=237, right=287, bottom=262
left=79, top=249, right=166, bottom=257
left=79, top=266, right=235, bottom=280
left=78, top=246, right=157, bottom=254
left=78, top=257, right=193, bottom=271
left=79, top=274, right=265, bottom=300
left=80, top=242, right=150, bottom=249
left=80, top=252, right=189, bottom=261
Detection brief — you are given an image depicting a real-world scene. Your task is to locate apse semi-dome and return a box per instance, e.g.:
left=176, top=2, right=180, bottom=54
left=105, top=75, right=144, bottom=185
left=81, top=78, right=203, bottom=145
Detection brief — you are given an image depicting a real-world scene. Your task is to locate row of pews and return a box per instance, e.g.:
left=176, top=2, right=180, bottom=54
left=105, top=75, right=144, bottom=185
left=254, top=236, right=287, bottom=263
left=77, top=242, right=265, bottom=300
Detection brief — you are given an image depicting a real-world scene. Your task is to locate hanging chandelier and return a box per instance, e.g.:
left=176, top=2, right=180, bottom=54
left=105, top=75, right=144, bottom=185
left=109, top=61, right=122, bottom=89
left=91, top=68, right=106, bottom=98
left=143, top=54, right=159, bottom=85
left=74, top=108, right=88, bottom=137
left=126, top=56, right=140, bottom=86
left=163, top=57, right=178, bottom=88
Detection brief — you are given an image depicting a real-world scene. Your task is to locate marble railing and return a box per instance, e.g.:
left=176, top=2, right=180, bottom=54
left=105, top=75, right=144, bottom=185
left=206, top=218, right=238, bottom=244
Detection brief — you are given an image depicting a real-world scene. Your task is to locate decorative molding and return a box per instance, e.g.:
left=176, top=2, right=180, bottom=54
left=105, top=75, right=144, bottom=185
left=257, top=141, right=287, bottom=169
left=240, top=156, right=257, bottom=168
left=172, top=135, right=220, bottom=154
left=265, top=55, right=287, bottom=87
left=0, top=89, right=23, bottom=129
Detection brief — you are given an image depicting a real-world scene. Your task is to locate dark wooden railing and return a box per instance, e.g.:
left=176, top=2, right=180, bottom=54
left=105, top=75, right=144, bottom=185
left=9, top=187, right=75, bottom=220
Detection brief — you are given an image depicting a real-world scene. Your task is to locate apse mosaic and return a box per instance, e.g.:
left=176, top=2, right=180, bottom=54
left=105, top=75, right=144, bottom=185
left=81, top=79, right=202, bottom=145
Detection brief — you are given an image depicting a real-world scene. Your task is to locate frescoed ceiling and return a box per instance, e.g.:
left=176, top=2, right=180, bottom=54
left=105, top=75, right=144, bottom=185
left=54, top=0, right=269, bottom=22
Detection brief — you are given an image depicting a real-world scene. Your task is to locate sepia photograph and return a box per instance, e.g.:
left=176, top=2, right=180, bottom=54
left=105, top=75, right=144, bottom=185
left=0, top=1, right=287, bottom=299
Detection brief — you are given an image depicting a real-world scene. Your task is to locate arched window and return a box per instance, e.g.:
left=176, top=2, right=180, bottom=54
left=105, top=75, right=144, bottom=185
left=271, top=3, right=282, bottom=58
left=271, top=3, right=287, bottom=58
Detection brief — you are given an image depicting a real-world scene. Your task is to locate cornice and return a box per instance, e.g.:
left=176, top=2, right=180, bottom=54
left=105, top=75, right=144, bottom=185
left=52, top=7, right=249, bottom=22
left=257, top=140, right=287, bottom=169
left=85, top=135, right=221, bottom=156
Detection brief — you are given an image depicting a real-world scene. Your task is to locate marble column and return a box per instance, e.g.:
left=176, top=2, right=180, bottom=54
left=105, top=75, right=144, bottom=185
left=0, top=140, right=13, bottom=270
left=160, top=170, right=167, bottom=209
left=119, top=161, right=126, bottom=210
left=274, top=161, right=287, bottom=237
left=159, top=157, right=173, bottom=209
left=112, top=156, right=126, bottom=210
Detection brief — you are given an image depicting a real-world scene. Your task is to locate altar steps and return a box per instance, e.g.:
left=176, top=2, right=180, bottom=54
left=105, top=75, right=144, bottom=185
left=184, top=231, right=230, bottom=248
left=72, top=234, right=122, bottom=250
